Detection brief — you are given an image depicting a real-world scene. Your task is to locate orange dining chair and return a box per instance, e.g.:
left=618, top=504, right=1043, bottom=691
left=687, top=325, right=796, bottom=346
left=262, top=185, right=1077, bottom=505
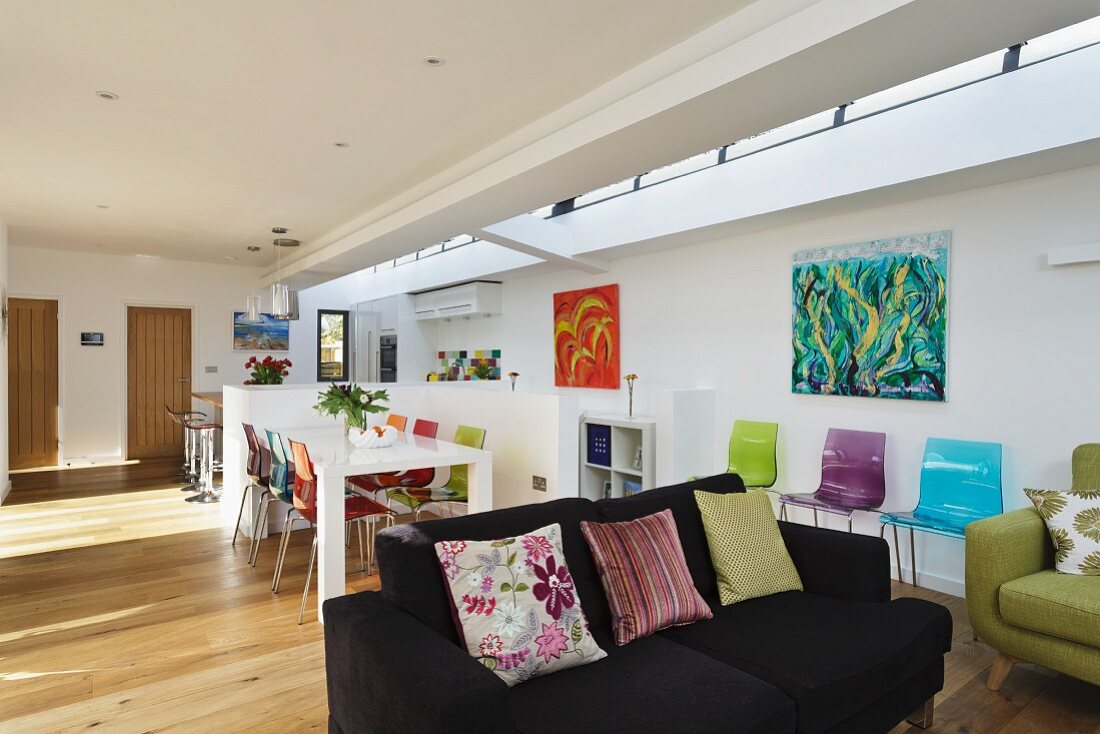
left=284, top=440, right=394, bottom=624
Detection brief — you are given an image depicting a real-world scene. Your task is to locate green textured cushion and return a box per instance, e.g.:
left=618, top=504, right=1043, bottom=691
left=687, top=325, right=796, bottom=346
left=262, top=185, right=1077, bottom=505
left=999, top=570, right=1100, bottom=648
left=694, top=490, right=802, bottom=605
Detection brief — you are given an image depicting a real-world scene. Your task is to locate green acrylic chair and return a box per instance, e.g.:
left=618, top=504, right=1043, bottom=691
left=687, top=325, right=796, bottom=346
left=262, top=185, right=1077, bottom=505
left=388, top=425, right=487, bottom=520
left=693, top=420, right=779, bottom=491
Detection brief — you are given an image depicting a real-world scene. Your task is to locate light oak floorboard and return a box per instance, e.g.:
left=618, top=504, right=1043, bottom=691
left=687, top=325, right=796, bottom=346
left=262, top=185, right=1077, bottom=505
left=2, top=470, right=1097, bottom=732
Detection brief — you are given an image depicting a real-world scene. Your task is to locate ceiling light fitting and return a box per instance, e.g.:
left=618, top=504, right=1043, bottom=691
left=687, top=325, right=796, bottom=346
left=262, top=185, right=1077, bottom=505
left=333, top=141, right=350, bottom=148
left=423, top=55, right=445, bottom=66
left=269, top=231, right=300, bottom=321
left=96, top=204, right=109, bottom=209
left=95, top=91, right=119, bottom=100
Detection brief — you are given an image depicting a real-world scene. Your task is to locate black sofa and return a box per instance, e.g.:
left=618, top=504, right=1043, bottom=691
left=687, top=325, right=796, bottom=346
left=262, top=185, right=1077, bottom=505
left=324, top=474, right=952, bottom=733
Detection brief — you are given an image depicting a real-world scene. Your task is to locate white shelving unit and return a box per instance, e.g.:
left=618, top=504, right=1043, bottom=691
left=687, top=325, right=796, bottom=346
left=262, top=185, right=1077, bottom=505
left=579, top=412, right=656, bottom=501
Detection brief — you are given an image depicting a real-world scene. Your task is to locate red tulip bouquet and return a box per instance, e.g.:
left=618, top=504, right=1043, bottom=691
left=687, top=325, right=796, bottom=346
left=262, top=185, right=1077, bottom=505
left=244, top=355, right=292, bottom=385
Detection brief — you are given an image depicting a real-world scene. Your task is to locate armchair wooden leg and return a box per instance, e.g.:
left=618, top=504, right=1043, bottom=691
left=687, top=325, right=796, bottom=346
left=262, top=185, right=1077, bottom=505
left=987, top=652, right=1017, bottom=691
left=906, top=697, right=935, bottom=729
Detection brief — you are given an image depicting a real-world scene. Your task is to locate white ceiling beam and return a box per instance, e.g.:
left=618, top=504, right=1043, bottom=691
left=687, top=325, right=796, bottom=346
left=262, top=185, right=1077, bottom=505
left=473, top=215, right=609, bottom=274
left=266, top=0, right=1100, bottom=287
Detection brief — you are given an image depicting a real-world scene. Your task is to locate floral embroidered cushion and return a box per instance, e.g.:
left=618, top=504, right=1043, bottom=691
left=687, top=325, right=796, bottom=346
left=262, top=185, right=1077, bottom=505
left=580, top=509, right=713, bottom=645
left=1024, top=488, right=1100, bottom=575
left=434, top=523, right=607, bottom=686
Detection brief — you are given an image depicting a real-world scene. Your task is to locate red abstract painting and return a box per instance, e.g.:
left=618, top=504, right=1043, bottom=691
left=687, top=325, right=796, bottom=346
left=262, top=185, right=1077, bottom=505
left=553, top=284, right=620, bottom=389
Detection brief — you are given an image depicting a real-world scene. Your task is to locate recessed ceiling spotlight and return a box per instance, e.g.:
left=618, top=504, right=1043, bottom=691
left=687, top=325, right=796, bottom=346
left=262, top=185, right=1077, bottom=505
left=271, top=227, right=288, bottom=234
left=423, top=55, right=445, bottom=66
left=95, top=91, right=119, bottom=100
left=333, top=141, right=350, bottom=148
left=96, top=204, right=109, bottom=209
left=247, top=245, right=262, bottom=252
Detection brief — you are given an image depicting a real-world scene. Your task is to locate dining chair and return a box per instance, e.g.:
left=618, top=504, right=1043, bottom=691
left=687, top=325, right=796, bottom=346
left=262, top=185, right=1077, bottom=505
left=234, top=423, right=270, bottom=549
left=285, top=439, right=394, bottom=624
left=249, top=429, right=296, bottom=567
left=723, top=420, right=780, bottom=491
left=388, top=425, right=486, bottom=521
left=346, top=417, right=440, bottom=496
left=386, top=413, right=408, bottom=432
left=778, top=428, right=887, bottom=532
left=879, top=438, right=1002, bottom=586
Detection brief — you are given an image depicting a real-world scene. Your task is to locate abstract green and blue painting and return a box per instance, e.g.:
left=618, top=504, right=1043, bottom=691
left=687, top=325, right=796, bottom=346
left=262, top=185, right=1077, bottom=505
left=792, top=231, right=949, bottom=401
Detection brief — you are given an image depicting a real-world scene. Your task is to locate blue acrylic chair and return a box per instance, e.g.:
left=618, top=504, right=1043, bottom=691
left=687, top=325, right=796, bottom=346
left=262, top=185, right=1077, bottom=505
left=879, top=437, right=1003, bottom=587
left=248, top=429, right=296, bottom=569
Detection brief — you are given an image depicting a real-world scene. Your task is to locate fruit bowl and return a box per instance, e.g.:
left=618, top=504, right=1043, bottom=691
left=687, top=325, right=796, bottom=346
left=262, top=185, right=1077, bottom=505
left=348, top=424, right=397, bottom=449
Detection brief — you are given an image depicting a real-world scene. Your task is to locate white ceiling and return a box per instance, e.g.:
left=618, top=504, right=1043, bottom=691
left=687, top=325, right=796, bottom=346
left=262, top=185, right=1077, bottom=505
left=0, top=0, right=746, bottom=264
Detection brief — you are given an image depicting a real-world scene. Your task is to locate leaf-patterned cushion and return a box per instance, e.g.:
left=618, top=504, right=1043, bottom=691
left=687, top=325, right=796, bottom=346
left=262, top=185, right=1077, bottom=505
left=1024, top=488, right=1100, bottom=575
left=435, top=523, right=607, bottom=686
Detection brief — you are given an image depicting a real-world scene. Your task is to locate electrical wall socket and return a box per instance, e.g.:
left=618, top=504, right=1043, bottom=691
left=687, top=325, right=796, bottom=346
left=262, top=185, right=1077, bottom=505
left=532, top=476, right=547, bottom=492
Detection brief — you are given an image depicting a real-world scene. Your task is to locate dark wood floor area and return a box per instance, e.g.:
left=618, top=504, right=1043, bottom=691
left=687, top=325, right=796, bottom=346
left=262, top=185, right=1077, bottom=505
left=8, top=455, right=186, bottom=504
left=1, top=472, right=1097, bottom=732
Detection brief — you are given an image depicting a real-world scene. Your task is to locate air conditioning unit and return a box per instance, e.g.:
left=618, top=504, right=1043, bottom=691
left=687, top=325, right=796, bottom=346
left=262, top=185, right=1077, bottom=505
left=414, top=282, right=502, bottom=321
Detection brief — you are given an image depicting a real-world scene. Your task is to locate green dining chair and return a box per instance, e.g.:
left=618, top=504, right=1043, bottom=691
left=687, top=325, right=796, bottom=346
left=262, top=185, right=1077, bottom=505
left=691, top=420, right=779, bottom=492
left=388, top=425, right=487, bottom=520
left=728, top=420, right=779, bottom=490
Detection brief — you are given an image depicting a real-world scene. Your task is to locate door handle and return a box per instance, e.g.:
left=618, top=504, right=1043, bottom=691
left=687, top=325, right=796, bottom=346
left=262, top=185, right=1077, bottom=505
left=178, top=377, right=191, bottom=383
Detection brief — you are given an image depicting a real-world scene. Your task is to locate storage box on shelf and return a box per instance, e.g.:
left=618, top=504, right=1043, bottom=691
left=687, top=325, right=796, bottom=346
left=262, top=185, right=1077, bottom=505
left=580, top=412, right=655, bottom=500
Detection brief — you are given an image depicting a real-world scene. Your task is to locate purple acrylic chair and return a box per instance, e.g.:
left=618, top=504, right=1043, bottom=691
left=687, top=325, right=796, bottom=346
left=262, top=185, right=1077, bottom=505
left=778, top=428, right=887, bottom=532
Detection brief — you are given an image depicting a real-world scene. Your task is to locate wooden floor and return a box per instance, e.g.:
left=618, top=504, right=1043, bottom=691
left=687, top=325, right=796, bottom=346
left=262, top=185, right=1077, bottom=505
left=1, top=471, right=1097, bottom=733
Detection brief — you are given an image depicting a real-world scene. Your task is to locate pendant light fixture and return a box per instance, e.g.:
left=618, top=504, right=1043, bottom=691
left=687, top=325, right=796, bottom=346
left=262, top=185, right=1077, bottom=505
left=270, top=228, right=301, bottom=320
left=241, top=245, right=263, bottom=323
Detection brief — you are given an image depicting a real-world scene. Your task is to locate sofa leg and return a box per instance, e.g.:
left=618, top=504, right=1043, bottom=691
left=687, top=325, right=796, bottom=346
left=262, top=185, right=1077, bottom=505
left=987, top=652, right=1016, bottom=691
left=906, top=697, right=935, bottom=729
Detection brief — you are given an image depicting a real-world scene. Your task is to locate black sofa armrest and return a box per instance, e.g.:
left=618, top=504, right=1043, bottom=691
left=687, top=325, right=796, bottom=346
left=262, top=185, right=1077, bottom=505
left=778, top=522, right=890, bottom=603
left=324, top=592, right=511, bottom=734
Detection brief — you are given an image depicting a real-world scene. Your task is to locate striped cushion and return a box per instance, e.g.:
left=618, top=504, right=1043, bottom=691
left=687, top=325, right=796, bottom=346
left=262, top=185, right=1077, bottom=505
left=580, top=509, right=712, bottom=645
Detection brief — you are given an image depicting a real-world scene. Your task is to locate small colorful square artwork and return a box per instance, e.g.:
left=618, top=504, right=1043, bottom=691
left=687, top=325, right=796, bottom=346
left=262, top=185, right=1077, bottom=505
left=554, top=284, right=620, bottom=389
left=437, top=349, right=502, bottom=380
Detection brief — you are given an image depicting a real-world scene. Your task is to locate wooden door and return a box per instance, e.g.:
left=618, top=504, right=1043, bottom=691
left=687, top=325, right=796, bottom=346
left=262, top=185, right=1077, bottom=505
left=127, top=307, right=192, bottom=459
left=8, top=298, right=60, bottom=469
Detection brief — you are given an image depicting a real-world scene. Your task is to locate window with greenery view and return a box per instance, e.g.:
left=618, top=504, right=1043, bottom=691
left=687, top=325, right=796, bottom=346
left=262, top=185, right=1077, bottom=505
left=318, top=310, right=349, bottom=381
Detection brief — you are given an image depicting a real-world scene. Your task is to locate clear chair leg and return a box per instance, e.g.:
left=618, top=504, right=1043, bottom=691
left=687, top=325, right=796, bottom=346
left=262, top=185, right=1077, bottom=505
left=357, top=519, right=365, bottom=572
left=272, top=508, right=295, bottom=593
left=910, top=527, right=918, bottom=588
left=893, top=524, right=902, bottom=583
left=232, top=483, right=251, bottom=547
left=298, top=533, right=318, bottom=625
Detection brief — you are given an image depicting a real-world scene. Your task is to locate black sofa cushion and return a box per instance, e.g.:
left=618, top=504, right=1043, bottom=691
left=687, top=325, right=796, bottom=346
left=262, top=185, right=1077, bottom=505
left=659, top=591, right=952, bottom=733
left=596, top=472, right=744, bottom=600
left=375, top=498, right=612, bottom=642
left=508, top=629, right=796, bottom=734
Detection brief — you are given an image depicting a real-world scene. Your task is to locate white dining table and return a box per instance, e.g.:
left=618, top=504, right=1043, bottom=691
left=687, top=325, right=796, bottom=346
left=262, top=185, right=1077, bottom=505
left=281, top=426, right=493, bottom=623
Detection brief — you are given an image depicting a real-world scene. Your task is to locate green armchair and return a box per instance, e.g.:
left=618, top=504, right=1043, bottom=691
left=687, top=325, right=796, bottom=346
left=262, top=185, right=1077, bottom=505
left=966, top=508, right=1100, bottom=690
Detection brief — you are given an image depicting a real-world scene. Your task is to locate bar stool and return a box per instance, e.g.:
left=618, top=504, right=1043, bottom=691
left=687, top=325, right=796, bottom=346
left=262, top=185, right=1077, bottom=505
left=165, top=405, right=206, bottom=492
left=182, top=415, right=222, bottom=503
left=234, top=423, right=270, bottom=548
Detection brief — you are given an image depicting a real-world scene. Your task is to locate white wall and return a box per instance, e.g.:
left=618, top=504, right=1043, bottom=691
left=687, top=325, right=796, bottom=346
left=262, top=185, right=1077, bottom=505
left=7, top=247, right=261, bottom=462
left=436, top=164, right=1100, bottom=594
left=0, top=212, right=8, bottom=501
